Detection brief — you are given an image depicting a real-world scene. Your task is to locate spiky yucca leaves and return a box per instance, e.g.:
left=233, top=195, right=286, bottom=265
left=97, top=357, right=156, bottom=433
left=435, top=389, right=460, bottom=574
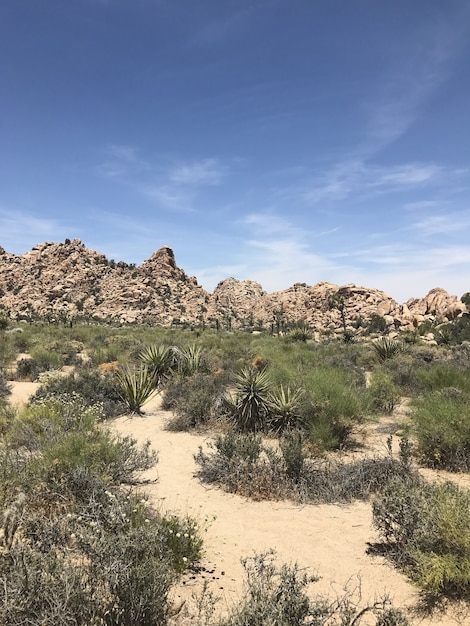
left=372, top=338, right=408, bottom=361
left=139, top=344, right=174, bottom=384
left=223, top=367, right=272, bottom=432
left=268, top=385, right=306, bottom=433
left=115, top=365, right=157, bottom=415
left=173, top=344, right=204, bottom=377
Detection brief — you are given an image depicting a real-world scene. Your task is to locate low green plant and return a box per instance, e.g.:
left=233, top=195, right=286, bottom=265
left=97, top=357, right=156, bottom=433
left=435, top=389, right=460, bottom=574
left=410, top=388, right=470, bottom=471
left=115, top=364, right=158, bottom=414
left=31, top=368, right=127, bottom=418
left=195, top=431, right=415, bottom=504
left=0, top=369, right=11, bottom=400
left=163, top=372, right=227, bottom=431
left=373, top=477, right=470, bottom=598
left=368, top=369, right=401, bottom=414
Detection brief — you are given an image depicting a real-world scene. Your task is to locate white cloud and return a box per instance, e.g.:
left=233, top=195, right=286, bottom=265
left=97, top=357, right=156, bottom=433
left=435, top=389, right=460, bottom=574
left=303, top=160, right=457, bottom=205
left=169, top=158, right=227, bottom=185
left=0, top=207, right=71, bottom=253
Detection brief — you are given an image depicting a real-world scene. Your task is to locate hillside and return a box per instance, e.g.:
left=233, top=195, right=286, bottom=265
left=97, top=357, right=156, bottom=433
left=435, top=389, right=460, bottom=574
left=0, top=239, right=467, bottom=332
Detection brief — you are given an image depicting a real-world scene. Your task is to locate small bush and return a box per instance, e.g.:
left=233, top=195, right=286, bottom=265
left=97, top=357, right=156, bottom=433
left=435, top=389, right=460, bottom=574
left=410, top=388, right=470, bottom=471
left=164, top=373, right=226, bottom=431
left=195, top=431, right=415, bottom=504
left=216, top=552, right=410, bottom=626
left=0, top=369, right=11, bottom=399
left=373, top=477, right=470, bottom=598
left=31, top=368, right=127, bottom=418
left=368, top=369, right=401, bottom=414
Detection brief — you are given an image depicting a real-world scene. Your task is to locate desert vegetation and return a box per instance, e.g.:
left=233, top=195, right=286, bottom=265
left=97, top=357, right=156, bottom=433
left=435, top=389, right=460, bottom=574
left=0, top=313, right=469, bottom=623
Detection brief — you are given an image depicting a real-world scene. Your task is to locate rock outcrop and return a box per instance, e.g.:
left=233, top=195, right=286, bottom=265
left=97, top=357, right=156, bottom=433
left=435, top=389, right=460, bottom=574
left=0, top=240, right=467, bottom=332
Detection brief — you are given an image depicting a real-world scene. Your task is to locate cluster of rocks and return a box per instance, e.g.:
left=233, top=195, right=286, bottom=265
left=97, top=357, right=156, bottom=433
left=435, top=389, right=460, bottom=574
left=0, top=239, right=467, bottom=334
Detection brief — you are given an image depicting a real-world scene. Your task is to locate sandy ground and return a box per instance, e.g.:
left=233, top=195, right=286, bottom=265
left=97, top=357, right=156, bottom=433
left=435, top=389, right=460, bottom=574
left=7, top=382, right=470, bottom=625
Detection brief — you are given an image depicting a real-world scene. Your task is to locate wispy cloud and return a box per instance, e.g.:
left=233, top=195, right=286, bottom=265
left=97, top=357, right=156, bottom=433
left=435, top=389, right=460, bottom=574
left=169, top=158, right=227, bottom=185
left=0, top=207, right=71, bottom=252
left=96, top=147, right=232, bottom=211
left=303, top=161, right=450, bottom=205
left=362, top=8, right=470, bottom=153
left=411, top=210, right=470, bottom=236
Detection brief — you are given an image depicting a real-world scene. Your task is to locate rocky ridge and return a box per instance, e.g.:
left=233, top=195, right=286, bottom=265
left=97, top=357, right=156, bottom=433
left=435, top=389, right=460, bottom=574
left=0, top=240, right=467, bottom=333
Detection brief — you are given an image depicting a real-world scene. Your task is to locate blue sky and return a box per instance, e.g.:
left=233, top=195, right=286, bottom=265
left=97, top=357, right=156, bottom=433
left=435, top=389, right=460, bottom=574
left=1, top=0, right=470, bottom=302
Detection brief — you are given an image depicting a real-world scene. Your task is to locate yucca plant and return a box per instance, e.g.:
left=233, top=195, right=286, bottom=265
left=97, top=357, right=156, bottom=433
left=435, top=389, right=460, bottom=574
left=173, top=344, right=204, bottom=377
left=115, top=365, right=157, bottom=415
left=139, top=344, right=174, bottom=384
left=223, top=367, right=272, bottom=432
left=372, top=338, right=407, bottom=361
left=268, top=385, right=306, bottom=433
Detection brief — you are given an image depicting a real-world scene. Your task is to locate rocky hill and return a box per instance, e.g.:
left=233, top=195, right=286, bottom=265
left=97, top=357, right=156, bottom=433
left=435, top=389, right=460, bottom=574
left=0, top=239, right=467, bottom=333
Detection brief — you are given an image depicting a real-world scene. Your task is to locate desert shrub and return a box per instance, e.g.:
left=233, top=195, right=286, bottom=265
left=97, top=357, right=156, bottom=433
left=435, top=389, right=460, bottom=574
left=416, top=364, right=470, bottom=393
left=115, top=364, right=158, bottom=414
left=0, top=494, right=202, bottom=626
left=8, top=396, right=157, bottom=485
left=410, top=388, right=470, bottom=471
left=15, top=357, right=44, bottom=381
left=0, top=369, right=11, bottom=399
left=31, top=368, right=127, bottom=417
left=214, top=551, right=410, bottom=626
left=368, top=369, right=401, bottom=414
left=441, top=313, right=470, bottom=344
left=164, top=372, right=227, bottom=431
left=279, top=429, right=306, bottom=481
left=301, top=367, right=367, bottom=450
left=0, top=390, right=203, bottom=626
left=367, top=313, right=387, bottom=335
left=379, top=354, right=422, bottom=396
left=373, top=477, right=470, bottom=598
left=195, top=432, right=415, bottom=504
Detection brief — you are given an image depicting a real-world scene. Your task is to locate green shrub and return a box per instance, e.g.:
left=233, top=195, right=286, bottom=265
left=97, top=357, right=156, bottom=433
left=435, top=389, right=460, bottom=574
left=164, top=372, right=226, bottom=431
left=368, top=369, right=401, bottom=414
left=367, top=313, right=387, bottom=334
left=373, top=477, right=470, bottom=598
left=0, top=387, right=203, bottom=626
left=301, top=367, right=367, bottom=450
left=0, top=369, right=11, bottom=399
left=416, top=364, right=470, bottom=393
left=31, top=367, right=127, bottom=418
left=410, top=388, right=470, bottom=471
